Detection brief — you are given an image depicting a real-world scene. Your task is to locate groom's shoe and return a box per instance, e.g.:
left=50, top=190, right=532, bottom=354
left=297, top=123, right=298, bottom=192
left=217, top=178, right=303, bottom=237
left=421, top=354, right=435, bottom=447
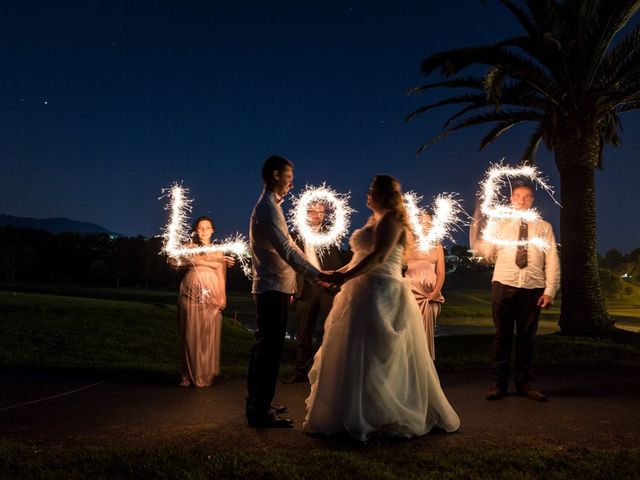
left=282, top=372, right=308, bottom=384
left=484, top=383, right=508, bottom=400
left=271, top=403, right=288, bottom=414
left=517, top=384, right=548, bottom=402
left=247, top=413, right=294, bottom=428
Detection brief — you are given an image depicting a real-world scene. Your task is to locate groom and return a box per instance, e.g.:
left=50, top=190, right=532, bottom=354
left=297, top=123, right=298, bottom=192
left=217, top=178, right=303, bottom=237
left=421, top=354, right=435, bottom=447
left=246, top=155, right=328, bottom=428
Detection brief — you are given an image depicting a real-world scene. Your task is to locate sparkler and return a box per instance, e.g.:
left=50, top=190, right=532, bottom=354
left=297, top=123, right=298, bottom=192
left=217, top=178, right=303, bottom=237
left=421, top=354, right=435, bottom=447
left=159, top=183, right=251, bottom=277
left=404, top=192, right=466, bottom=252
left=478, top=162, right=560, bottom=250
left=289, top=183, right=355, bottom=253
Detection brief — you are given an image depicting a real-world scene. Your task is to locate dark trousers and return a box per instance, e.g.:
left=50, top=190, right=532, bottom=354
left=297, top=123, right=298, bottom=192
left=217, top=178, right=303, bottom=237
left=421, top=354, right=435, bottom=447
left=246, top=290, right=290, bottom=419
left=491, top=282, right=544, bottom=388
left=293, top=284, right=334, bottom=375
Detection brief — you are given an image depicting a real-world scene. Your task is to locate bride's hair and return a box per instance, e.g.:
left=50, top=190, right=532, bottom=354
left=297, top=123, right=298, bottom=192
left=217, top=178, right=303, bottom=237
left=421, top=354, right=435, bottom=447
left=367, top=175, right=415, bottom=260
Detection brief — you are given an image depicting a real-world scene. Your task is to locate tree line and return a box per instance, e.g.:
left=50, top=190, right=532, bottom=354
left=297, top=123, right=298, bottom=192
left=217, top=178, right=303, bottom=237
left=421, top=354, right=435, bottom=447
left=0, top=226, right=250, bottom=291
left=599, top=248, right=640, bottom=296
left=2, top=226, right=636, bottom=298
left=0, top=227, right=492, bottom=292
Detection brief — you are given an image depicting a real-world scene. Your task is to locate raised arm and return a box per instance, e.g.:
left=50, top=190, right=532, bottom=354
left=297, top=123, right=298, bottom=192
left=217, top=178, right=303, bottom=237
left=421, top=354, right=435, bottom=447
left=469, top=201, right=496, bottom=263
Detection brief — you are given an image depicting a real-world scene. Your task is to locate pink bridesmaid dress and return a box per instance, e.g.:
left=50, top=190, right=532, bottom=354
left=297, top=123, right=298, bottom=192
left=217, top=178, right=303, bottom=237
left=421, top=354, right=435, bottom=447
left=406, top=246, right=444, bottom=360
left=178, top=252, right=227, bottom=387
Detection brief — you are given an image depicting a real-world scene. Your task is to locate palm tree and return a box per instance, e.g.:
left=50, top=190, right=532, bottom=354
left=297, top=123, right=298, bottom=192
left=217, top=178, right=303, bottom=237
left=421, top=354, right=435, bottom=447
left=407, top=0, right=640, bottom=336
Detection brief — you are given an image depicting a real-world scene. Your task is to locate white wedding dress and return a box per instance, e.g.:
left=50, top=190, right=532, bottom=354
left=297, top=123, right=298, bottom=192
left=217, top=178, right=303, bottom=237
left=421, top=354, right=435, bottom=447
left=303, top=226, right=460, bottom=441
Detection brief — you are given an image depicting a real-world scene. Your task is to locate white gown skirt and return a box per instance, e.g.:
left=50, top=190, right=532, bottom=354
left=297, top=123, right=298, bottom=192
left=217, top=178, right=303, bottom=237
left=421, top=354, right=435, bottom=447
left=303, top=271, right=460, bottom=441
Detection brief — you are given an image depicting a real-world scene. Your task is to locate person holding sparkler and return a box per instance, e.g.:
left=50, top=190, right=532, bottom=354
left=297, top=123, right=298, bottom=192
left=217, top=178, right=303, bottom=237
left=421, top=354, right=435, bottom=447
left=406, top=211, right=445, bottom=361
left=470, top=182, right=560, bottom=402
left=283, top=201, right=347, bottom=384
left=168, top=216, right=235, bottom=388
left=303, top=175, right=460, bottom=441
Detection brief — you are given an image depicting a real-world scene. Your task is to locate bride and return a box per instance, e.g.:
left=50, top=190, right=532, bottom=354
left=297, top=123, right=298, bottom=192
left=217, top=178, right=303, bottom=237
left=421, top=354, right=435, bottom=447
left=303, top=175, right=460, bottom=441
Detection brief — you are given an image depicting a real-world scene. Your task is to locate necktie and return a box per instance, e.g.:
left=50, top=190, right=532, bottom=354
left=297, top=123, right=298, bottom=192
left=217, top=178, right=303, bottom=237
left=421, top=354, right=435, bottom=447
left=515, top=220, right=528, bottom=269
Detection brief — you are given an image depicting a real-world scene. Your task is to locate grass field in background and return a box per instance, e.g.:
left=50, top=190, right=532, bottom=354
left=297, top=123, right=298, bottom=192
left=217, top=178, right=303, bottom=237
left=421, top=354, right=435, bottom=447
left=2, top=289, right=638, bottom=375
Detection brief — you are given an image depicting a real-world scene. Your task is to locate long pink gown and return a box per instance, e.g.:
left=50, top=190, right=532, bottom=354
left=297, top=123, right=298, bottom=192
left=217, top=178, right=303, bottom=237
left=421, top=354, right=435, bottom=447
left=178, top=253, right=227, bottom=387
left=406, top=246, right=445, bottom=360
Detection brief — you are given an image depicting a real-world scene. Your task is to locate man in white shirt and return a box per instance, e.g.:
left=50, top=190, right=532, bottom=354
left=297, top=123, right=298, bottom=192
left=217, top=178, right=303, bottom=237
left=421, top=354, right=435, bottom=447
left=471, top=183, right=560, bottom=402
left=246, top=155, right=329, bottom=428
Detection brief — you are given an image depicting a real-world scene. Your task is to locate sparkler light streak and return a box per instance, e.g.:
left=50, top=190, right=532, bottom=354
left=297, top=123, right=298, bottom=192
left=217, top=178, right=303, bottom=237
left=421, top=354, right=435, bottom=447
left=478, top=162, right=560, bottom=251
left=404, top=192, right=466, bottom=252
left=159, top=183, right=251, bottom=277
left=289, top=184, right=355, bottom=253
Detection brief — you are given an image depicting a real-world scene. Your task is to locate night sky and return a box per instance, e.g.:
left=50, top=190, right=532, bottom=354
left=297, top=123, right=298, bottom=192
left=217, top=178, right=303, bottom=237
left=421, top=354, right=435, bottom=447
left=2, top=1, right=639, bottom=253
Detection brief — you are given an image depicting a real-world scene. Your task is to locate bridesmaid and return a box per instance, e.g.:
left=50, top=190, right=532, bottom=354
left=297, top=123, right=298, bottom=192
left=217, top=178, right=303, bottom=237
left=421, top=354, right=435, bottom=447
left=169, top=216, right=235, bottom=387
left=405, top=211, right=445, bottom=360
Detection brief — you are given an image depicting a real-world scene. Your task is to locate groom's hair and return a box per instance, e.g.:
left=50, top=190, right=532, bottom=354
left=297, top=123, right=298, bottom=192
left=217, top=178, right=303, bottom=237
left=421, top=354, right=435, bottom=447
left=262, top=155, right=293, bottom=185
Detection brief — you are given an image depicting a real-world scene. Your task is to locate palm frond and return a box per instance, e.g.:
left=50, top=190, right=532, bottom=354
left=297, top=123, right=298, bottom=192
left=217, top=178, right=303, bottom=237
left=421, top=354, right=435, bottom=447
left=602, top=110, right=622, bottom=146
left=597, top=23, right=640, bottom=89
left=521, top=125, right=545, bottom=164
left=439, top=89, right=547, bottom=129
left=420, top=45, right=545, bottom=79
left=494, top=36, right=557, bottom=72
left=524, top=0, right=561, bottom=37
left=478, top=122, right=517, bottom=150
left=613, top=100, right=640, bottom=113
left=406, top=77, right=484, bottom=95
left=405, top=94, right=489, bottom=122
left=442, top=104, right=488, bottom=129
left=484, top=67, right=507, bottom=108
left=420, top=44, right=562, bottom=107
left=604, top=85, right=640, bottom=110
left=493, top=35, right=576, bottom=92
left=498, top=0, right=540, bottom=38
left=581, top=1, right=640, bottom=88
left=417, top=109, right=543, bottom=154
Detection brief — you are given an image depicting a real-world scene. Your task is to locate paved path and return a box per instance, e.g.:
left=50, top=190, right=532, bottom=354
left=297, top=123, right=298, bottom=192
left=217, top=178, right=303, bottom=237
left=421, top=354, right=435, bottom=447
left=1, top=364, right=638, bottom=450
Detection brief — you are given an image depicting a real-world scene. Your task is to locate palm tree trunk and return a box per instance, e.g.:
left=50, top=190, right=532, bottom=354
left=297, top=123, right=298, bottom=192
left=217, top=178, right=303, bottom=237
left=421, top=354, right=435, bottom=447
left=554, top=130, right=613, bottom=335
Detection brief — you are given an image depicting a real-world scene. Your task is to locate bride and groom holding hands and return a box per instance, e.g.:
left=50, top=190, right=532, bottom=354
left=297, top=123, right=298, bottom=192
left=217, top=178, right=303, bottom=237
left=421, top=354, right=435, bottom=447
left=246, top=154, right=460, bottom=439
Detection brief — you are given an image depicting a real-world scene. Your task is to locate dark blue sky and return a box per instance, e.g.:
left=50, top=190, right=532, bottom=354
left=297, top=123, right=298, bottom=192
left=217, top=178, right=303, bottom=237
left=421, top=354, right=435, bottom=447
left=1, top=1, right=639, bottom=253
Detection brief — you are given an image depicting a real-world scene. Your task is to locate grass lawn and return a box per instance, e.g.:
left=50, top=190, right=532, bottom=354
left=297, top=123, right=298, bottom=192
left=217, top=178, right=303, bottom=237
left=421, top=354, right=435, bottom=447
left=1, top=442, right=638, bottom=480
left=440, top=284, right=640, bottom=334
left=0, top=291, right=273, bottom=376
left=2, top=290, right=639, bottom=376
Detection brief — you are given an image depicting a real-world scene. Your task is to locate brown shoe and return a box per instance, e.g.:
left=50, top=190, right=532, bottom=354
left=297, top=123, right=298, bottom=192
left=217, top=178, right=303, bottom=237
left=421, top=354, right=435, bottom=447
left=270, top=403, right=288, bottom=414
left=485, top=383, right=507, bottom=400
left=517, top=384, right=548, bottom=402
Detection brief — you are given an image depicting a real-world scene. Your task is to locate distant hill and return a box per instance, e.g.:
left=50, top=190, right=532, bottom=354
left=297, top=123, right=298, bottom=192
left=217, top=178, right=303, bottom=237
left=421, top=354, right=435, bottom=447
left=0, top=214, right=122, bottom=236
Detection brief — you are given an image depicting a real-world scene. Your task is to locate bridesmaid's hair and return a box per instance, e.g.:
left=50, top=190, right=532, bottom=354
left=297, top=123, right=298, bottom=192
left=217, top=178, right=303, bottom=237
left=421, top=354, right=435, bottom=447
left=261, top=155, right=293, bottom=186
left=368, top=175, right=415, bottom=260
left=192, top=216, right=215, bottom=245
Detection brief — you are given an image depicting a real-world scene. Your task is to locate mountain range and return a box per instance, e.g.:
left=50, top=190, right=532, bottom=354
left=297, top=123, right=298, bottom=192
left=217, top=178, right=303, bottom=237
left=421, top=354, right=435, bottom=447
left=0, top=214, right=121, bottom=236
